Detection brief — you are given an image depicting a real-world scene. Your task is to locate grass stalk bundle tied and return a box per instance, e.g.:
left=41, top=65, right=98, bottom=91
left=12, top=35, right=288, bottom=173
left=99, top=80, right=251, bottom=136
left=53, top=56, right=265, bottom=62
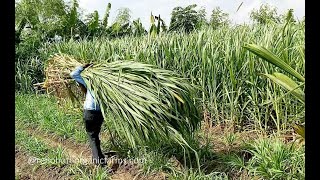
left=44, top=54, right=201, bottom=151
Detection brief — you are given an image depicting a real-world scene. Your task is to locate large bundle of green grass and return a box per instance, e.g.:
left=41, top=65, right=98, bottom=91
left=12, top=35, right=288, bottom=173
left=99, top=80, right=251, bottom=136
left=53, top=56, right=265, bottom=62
left=44, top=54, right=201, bottom=150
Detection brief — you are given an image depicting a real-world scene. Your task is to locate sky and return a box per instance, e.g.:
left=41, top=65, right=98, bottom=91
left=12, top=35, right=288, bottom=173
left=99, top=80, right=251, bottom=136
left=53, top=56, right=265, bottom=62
left=77, top=0, right=305, bottom=28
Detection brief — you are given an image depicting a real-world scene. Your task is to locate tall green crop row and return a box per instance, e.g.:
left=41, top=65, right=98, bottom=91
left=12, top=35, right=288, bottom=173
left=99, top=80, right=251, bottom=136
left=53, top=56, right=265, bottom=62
left=18, top=23, right=304, bottom=130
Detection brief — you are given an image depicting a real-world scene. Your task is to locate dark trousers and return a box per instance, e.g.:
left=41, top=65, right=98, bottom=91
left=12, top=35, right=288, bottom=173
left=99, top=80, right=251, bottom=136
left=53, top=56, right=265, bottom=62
left=83, top=109, right=105, bottom=164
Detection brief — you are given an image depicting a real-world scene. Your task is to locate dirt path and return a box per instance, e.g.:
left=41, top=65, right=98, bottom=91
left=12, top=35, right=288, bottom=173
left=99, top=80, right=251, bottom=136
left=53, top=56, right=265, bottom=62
left=15, top=147, right=72, bottom=180
left=17, top=126, right=167, bottom=180
left=22, top=127, right=92, bottom=165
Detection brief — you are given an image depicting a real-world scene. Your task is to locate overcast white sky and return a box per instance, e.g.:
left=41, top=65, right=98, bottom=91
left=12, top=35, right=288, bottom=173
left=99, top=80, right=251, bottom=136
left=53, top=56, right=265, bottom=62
left=77, top=0, right=305, bottom=28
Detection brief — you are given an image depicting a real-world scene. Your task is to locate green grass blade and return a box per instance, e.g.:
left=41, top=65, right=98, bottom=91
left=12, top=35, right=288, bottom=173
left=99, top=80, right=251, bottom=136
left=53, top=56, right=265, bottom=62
left=262, top=72, right=304, bottom=102
left=244, top=43, right=305, bottom=82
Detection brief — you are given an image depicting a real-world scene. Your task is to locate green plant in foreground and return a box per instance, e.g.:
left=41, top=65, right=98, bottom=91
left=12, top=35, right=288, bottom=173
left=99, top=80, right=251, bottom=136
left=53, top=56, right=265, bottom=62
left=246, top=138, right=304, bottom=179
left=222, top=153, right=246, bottom=172
left=243, top=44, right=305, bottom=139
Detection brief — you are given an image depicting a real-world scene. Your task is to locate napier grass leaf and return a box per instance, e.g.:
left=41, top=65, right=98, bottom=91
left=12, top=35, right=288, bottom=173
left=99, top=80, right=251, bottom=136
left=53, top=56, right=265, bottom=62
left=244, top=43, right=305, bottom=141
left=263, top=73, right=305, bottom=102
left=44, top=54, right=201, bottom=167
left=243, top=43, right=305, bottom=82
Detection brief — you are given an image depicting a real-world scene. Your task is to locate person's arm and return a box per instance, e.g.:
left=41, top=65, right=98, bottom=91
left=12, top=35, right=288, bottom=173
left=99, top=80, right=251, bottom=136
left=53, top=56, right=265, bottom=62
left=70, top=66, right=87, bottom=88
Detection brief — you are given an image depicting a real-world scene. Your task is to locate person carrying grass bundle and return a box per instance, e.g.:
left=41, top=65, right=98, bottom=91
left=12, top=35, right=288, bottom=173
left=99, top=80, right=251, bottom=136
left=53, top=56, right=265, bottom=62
left=44, top=54, right=201, bottom=169
left=70, top=63, right=107, bottom=166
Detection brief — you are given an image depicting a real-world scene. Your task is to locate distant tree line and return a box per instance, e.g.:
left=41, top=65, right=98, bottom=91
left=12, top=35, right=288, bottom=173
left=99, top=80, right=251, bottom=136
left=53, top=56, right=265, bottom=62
left=15, top=0, right=299, bottom=60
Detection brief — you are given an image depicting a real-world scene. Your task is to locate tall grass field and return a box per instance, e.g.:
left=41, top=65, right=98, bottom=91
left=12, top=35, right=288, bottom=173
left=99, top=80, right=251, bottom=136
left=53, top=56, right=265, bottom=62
left=15, top=21, right=305, bottom=179
left=17, top=22, right=305, bottom=130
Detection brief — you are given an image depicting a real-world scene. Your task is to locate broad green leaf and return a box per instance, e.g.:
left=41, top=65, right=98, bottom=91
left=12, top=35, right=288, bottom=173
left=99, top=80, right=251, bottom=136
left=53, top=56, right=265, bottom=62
left=244, top=44, right=305, bottom=82
left=263, top=72, right=304, bottom=102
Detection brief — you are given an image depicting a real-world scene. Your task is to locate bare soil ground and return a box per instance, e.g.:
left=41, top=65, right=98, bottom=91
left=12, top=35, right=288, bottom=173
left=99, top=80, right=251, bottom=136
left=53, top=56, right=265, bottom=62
left=15, top=148, right=73, bottom=180
left=16, top=126, right=167, bottom=180
left=17, top=121, right=297, bottom=179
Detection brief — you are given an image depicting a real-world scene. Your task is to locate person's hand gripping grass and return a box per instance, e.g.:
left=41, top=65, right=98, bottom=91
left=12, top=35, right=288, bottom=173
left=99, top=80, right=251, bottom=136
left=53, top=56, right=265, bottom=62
left=82, top=63, right=93, bottom=69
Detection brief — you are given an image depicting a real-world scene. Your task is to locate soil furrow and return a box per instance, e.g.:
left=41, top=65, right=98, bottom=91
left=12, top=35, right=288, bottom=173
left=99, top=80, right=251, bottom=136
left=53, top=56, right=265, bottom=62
left=17, top=126, right=167, bottom=179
